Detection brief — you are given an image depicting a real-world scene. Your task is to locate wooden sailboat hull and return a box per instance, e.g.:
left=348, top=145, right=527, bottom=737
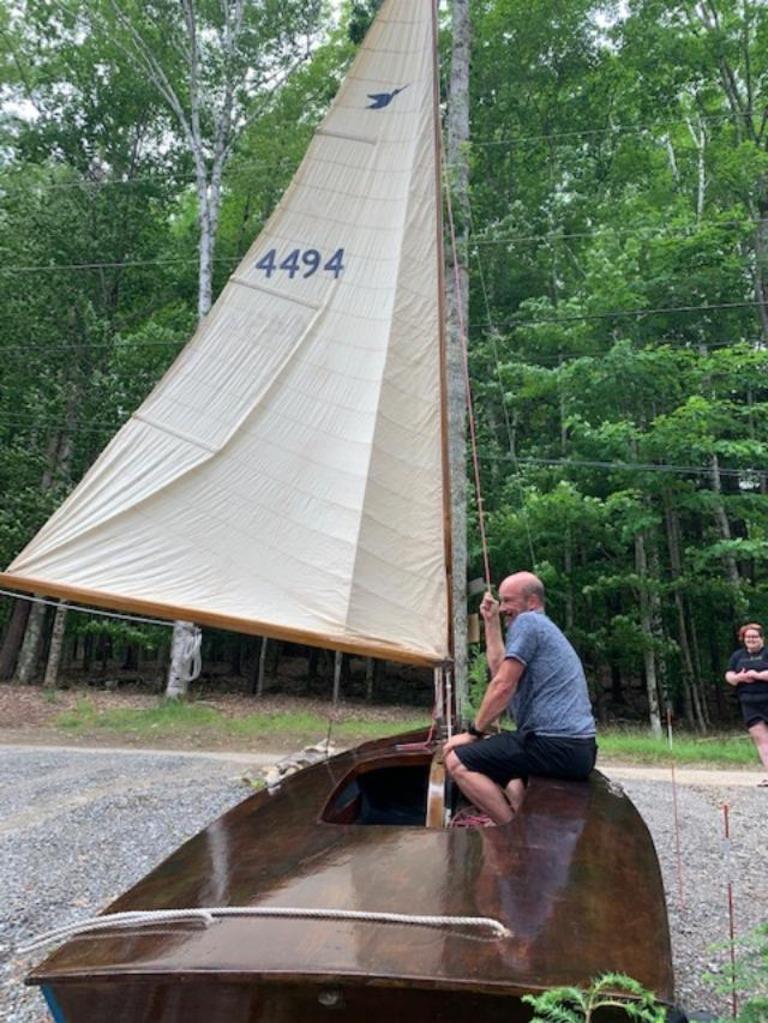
left=28, top=733, right=675, bottom=1022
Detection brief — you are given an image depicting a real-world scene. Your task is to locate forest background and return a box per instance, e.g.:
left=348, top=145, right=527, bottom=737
left=1, top=0, right=767, bottom=736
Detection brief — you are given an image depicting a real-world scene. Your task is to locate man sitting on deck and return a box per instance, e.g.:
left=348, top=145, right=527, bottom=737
left=444, top=571, right=597, bottom=826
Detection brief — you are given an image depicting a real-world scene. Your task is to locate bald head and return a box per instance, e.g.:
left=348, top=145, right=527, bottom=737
left=497, top=572, right=545, bottom=622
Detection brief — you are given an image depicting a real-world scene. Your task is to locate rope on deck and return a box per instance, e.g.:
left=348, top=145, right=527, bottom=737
left=20, top=906, right=512, bottom=954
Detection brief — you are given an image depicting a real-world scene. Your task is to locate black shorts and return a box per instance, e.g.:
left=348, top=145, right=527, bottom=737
left=740, top=693, right=768, bottom=728
left=454, top=731, right=597, bottom=787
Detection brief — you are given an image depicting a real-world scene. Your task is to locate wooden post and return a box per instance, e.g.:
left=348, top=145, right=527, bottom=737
left=256, top=637, right=268, bottom=697
left=332, top=650, right=343, bottom=705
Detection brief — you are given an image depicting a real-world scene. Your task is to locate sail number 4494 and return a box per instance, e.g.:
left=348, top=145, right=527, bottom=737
left=255, top=248, right=345, bottom=280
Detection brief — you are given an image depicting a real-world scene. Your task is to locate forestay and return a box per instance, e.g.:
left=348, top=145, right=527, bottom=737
left=0, top=0, right=450, bottom=666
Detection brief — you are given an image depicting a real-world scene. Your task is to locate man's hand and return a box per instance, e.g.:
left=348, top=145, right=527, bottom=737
left=443, top=732, right=478, bottom=756
left=480, top=591, right=500, bottom=627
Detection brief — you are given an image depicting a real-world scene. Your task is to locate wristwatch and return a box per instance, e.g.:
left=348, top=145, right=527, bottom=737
left=467, top=721, right=486, bottom=738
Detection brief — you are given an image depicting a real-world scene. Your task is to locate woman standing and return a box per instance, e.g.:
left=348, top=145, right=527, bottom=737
left=725, top=623, right=768, bottom=786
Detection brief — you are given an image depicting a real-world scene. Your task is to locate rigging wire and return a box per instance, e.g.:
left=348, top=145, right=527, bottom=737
left=0, top=587, right=173, bottom=628
left=666, top=707, right=687, bottom=912
left=464, top=187, right=537, bottom=569
left=443, top=161, right=492, bottom=591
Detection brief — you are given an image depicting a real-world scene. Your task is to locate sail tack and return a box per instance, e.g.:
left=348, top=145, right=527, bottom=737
left=1, top=0, right=450, bottom=666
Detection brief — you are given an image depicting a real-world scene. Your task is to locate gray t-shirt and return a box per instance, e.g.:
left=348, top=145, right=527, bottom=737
left=505, top=610, right=596, bottom=738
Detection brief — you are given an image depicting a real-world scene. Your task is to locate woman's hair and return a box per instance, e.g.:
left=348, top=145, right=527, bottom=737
left=739, top=622, right=764, bottom=642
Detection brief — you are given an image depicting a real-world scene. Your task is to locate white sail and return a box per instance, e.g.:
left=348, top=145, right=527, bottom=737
left=1, top=0, right=450, bottom=666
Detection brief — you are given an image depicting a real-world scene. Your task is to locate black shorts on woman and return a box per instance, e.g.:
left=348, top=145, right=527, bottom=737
left=456, top=730, right=597, bottom=787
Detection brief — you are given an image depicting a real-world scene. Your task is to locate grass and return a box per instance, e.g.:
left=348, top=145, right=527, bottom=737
left=54, top=698, right=429, bottom=745
left=52, top=698, right=759, bottom=765
left=598, top=728, right=757, bottom=767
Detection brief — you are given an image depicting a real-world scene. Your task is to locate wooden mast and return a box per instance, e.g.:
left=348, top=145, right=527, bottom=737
left=431, top=0, right=456, bottom=724
left=445, top=0, right=472, bottom=722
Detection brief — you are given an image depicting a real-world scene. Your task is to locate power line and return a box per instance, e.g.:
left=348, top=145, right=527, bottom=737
left=485, top=454, right=766, bottom=479
left=485, top=338, right=766, bottom=365
left=470, top=217, right=763, bottom=248
left=0, top=255, right=241, bottom=275
left=0, top=156, right=302, bottom=195
left=468, top=110, right=754, bottom=148
left=0, top=339, right=187, bottom=355
left=1, top=334, right=763, bottom=362
left=0, top=216, right=761, bottom=276
left=469, top=299, right=763, bottom=330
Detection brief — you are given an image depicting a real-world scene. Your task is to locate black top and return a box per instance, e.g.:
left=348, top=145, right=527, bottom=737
left=727, top=647, right=768, bottom=698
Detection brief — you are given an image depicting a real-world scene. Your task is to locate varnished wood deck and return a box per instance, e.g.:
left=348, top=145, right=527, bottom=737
left=28, top=734, right=674, bottom=1021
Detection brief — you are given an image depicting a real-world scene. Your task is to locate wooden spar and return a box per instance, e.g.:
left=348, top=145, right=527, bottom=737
left=432, top=0, right=456, bottom=681
left=0, top=573, right=442, bottom=668
left=445, top=0, right=472, bottom=720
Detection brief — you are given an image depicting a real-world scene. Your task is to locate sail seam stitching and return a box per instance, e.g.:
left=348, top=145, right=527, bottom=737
left=230, top=276, right=322, bottom=310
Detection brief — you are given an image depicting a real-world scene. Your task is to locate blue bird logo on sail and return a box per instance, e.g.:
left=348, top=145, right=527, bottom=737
left=367, top=85, right=409, bottom=109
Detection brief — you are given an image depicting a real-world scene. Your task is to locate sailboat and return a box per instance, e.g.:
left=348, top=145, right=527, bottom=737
left=3, top=1, right=677, bottom=1020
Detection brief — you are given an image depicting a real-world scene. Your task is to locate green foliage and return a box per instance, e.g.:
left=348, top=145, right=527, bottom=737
left=522, top=973, right=666, bottom=1023
left=75, top=618, right=166, bottom=654
left=705, top=922, right=768, bottom=1023
left=2, top=0, right=768, bottom=730
left=466, top=649, right=489, bottom=718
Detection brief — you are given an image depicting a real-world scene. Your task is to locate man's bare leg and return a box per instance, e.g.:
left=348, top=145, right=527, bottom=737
left=504, top=777, right=525, bottom=814
left=445, top=752, right=514, bottom=825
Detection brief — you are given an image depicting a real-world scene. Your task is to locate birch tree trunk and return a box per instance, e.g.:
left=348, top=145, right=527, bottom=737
left=446, top=0, right=471, bottom=722
left=634, top=528, right=662, bottom=737
left=663, top=493, right=707, bottom=731
left=43, top=602, right=69, bottom=689
left=710, top=454, right=741, bottom=590
left=14, top=604, right=48, bottom=685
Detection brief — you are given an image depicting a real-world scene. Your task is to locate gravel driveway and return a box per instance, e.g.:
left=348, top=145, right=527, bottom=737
left=1, top=746, right=765, bottom=1022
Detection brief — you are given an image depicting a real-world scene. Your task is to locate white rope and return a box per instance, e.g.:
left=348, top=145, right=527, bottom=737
left=0, top=588, right=174, bottom=629
left=20, top=906, right=511, bottom=954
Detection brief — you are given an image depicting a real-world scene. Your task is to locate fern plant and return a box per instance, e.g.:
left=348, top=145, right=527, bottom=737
left=705, top=922, right=768, bottom=1023
left=522, top=973, right=667, bottom=1023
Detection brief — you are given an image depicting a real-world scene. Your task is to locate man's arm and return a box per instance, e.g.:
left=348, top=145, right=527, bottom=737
left=480, top=592, right=505, bottom=677
left=474, top=657, right=525, bottom=732
left=443, top=657, right=524, bottom=753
